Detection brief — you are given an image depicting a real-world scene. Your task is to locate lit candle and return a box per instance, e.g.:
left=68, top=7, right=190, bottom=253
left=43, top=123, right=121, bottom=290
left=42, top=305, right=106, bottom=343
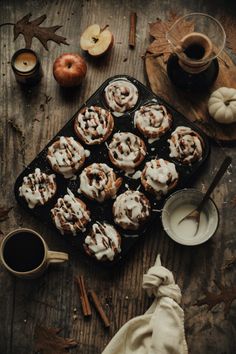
left=11, top=49, right=43, bottom=85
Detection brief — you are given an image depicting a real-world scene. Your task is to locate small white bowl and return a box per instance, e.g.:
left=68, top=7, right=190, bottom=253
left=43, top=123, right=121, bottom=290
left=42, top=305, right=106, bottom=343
left=161, top=189, right=219, bottom=246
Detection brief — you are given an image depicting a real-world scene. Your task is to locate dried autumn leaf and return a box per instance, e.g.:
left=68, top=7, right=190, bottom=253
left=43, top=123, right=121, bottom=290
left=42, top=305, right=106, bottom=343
left=14, top=13, right=69, bottom=50
left=147, top=13, right=194, bottom=63
left=0, top=206, right=13, bottom=222
left=34, top=325, right=77, bottom=354
left=195, top=286, right=236, bottom=316
left=149, top=13, right=179, bottom=39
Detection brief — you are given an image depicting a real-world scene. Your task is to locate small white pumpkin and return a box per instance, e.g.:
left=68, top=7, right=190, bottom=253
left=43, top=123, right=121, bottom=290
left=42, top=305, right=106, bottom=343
left=208, top=87, right=236, bottom=124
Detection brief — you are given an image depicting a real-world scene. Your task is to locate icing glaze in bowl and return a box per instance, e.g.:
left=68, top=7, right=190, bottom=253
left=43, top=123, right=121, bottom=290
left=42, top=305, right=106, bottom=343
left=161, top=188, right=219, bottom=246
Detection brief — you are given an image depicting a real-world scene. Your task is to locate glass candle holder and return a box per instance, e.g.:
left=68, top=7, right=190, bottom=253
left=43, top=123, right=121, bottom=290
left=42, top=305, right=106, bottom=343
left=11, top=48, right=43, bottom=85
left=166, top=13, right=226, bottom=91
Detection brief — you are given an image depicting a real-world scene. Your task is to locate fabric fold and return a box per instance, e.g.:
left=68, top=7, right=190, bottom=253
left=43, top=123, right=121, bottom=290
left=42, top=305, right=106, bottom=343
left=102, top=254, right=188, bottom=354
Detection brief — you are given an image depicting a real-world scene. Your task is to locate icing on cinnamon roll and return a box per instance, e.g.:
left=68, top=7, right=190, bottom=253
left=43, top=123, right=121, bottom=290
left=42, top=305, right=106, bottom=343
left=47, top=136, right=86, bottom=179
left=113, top=190, right=151, bottom=230
left=108, top=132, right=146, bottom=173
left=74, top=106, right=114, bottom=145
left=84, top=222, right=121, bottom=261
left=168, top=126, right=204, bottom=165
left=51, top=189, right=90, bottom=235
left=79, top=163, right=122, bottom=202
left=134, top=103, right=172, bottom=142
left=141, top=159, right=178, bottom=199
left=104, top=79, right=138, bottom=116
left=19, top=168, right=56, bottom=209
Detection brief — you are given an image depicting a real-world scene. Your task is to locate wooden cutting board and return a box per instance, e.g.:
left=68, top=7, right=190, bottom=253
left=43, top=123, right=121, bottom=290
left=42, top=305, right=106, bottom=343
left=145, top=50, right=236, bottom=141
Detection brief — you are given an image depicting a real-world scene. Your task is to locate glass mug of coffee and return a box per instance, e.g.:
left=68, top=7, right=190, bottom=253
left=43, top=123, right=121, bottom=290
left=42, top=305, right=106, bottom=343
left=0, top=228, right=69, bottom=279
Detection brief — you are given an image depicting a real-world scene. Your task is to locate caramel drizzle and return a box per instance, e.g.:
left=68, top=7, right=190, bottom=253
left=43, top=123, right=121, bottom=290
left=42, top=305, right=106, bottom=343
left=19, top=168, right=56, bottom=208
left=80, top=163, right=122, bottom=202
left=47, top=137, right=85, bottom=178
left=76, top=106, right=111, bottom=144
left=51, top=189, right=90, bottom=235
left=105, top=79, right=138, bottom=114
left=113, top=191, right=150, bottom=229
left=143, top=159, right=178, bottom=197
left=109, top=132, right=146, bottom=170
left=85, top=222, right=121, bottom=261
left=169, top=126, right=203, bottom=164
left=134, top=104, right=171, bottom=137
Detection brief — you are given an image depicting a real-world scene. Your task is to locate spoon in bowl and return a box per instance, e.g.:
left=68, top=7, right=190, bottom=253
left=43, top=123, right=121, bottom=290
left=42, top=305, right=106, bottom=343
left=178, top=155, right=232, bottom=236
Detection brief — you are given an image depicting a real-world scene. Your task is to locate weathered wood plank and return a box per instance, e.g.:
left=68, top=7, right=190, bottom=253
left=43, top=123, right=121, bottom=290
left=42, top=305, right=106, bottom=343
left=0, top=0, right=236, bottom=353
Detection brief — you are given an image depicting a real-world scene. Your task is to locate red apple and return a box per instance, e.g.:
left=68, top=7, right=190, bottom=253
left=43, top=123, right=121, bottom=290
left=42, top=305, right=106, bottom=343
left=53, top=53, right=87, bottom=87
left=80, top=24, right=114, bottom=57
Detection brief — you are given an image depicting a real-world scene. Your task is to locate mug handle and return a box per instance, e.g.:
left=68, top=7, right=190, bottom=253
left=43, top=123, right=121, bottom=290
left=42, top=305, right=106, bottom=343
left=47, top=251, right=69, bottom=263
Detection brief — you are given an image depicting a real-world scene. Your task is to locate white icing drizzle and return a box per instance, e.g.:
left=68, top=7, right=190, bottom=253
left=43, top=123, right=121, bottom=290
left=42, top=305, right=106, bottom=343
left=129, top=170, right=142, bottom=180
left=84, top=222, right=121, bottom=261
left=47, top=136, right=85, bottom=179
left=75, top=106, right=114, bottom=144
left=19, top=168, right=56, bottom=209
left=168, top=126, right=203, bottom=164
left=113, top=190, right=150, bottom=230
left=79, top=163, right=122, bottom=202
left=104, top=79, right=138, bottom=114
left=142, top=159, right=178, bottom=199
left=134, top=104, right=172, bottom=139
left=51, top=188, right=90, bottom=235
left=108, top=132, right=146, bottom=172
left=148, top=137, right=160, bottom=144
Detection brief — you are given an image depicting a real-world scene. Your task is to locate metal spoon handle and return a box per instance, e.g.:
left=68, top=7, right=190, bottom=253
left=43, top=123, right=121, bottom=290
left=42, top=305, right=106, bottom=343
left=197, top=156, right=232, bottom=211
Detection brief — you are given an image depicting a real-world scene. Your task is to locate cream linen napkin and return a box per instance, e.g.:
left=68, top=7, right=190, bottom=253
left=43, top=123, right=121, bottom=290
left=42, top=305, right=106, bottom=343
left=102, top=255, right=188, bottom=354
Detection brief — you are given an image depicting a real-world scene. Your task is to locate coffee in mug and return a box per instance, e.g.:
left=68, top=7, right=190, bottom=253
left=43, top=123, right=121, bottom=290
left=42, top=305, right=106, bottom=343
left=0, top=228, right=69, bottom=279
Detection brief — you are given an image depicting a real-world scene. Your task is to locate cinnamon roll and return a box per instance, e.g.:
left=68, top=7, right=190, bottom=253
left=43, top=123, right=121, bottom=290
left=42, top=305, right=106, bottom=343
left=19, top=168, right=56, bottom=209
left=168, top=126, right=204, bottom=165
left=84, top=222, right=121, bottom=261
left=51, top=189, right=90, bottom=235
left=134, top=103, right=172, bottom=141
left=141, top=159, right=178, bottom=199
left=104, top=79, right=138, bottom=115
left=79, top=163, right=122, bottom=202
left=47, top=136, right=86, bottom=179
left=108, top=132, right=146, bottom=173
left=74, top=106, right=114, bottom=145
left=113, top=190, right=151, bottom=230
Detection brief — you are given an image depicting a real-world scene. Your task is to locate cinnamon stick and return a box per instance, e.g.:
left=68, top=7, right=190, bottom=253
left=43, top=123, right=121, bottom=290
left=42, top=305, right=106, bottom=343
left=89, top=290, right=110, bottom=328
left=129, top=12, right=137, bottom=48
left=75, top=275, right=91, bottom=317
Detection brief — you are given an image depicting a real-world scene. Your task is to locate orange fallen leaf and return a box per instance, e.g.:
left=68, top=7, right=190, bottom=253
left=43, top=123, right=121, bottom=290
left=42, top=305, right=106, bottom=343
left=147, top=13, right=194, bottom=63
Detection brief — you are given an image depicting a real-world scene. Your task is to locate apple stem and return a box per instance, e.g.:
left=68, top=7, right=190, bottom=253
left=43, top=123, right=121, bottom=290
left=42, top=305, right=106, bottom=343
left=100, top=24, right=109, bottom=32
left=225, top=99, right=236, bottom=105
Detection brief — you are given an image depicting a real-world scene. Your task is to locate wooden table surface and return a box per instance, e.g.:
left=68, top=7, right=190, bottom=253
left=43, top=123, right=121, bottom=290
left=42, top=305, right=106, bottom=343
left=0, top=1, right=236, bottom=353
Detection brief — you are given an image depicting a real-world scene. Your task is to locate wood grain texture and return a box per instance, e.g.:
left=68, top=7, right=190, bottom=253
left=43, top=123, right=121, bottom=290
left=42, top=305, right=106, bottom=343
left=0, top=1, right=236, bottom=354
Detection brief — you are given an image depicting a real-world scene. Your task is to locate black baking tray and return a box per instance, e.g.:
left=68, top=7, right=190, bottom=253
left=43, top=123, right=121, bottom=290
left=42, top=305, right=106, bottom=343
left=14, top=75, right=210, bottom=264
